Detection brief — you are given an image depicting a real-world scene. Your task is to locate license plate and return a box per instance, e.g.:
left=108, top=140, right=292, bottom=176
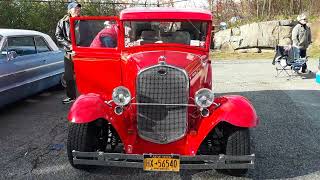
left=143, top=154, right=180, bottom=172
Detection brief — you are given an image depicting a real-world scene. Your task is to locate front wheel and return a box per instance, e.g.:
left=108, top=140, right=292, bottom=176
left=221, top=128, right=250, bottom=176
left=67, top=122, right=104, bottom=169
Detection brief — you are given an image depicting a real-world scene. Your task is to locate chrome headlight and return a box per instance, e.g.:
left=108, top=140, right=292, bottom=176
left=112, top=86, right=131, bottom=106
left=195, top=88, right=214, bottom=108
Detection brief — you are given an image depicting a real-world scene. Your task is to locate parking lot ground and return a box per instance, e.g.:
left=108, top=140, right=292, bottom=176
left=0, top=59, right=319, bottom=180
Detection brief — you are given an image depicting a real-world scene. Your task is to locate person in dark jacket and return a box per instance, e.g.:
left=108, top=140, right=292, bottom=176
left=55, top=2, right=81, bottom=104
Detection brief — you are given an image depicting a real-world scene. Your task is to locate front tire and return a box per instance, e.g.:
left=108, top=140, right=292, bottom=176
left=67, top=122, right=101, bottom=170
left=222, top=128, right=250, bottom=176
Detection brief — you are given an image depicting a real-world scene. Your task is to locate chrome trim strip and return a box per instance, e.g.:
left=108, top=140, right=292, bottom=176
left=0, top=61, right=63, bottom=79
left=137, top=63, right=189, bottom=81
left=132, top=103, right=196, bottom=107
left=0, top=70, right=63, bottom=93
left=136, top=64, right=190, bottom=144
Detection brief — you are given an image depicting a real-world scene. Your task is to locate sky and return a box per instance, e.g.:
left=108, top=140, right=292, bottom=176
left=141, top=0, right=210, bottom=9
left=173, top=0, right=209, bottom=9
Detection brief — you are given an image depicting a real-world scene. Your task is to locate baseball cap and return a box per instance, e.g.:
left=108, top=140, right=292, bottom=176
left=297, top=14, right=307, bottom=21
left=68, top=2, right=81, bottom=10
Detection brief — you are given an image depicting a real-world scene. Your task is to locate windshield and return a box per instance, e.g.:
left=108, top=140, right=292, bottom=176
left=124, top=21, right=208, bottom=48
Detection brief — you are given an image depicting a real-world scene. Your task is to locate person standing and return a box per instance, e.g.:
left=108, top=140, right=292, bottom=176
left=55, top=2, right=81, bottom=104
left=292, top=13, right=312, bottom=73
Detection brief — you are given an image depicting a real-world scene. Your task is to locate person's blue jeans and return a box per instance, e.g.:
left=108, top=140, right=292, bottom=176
left=292, top=47, right=307, bottom=72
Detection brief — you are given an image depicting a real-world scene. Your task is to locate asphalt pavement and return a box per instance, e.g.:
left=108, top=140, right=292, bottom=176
left=0, top=59, right=319, bottom=180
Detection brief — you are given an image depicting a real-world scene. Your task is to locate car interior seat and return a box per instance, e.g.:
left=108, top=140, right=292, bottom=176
left=172, top=31, right=191, bottom=45
left=139, top=30, right=158, bottom=44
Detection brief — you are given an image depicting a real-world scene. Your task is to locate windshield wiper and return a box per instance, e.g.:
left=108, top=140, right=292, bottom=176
left=187, top=20, right=201, bottom=34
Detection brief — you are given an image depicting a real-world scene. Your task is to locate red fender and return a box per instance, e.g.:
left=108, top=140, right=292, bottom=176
left=67, top=93, right=129, bottom=146
left=188, top=95, right=258, bottom=153
left=217, top=95, right=258, bottom=127
left=68, top=93, right=108, bottom=123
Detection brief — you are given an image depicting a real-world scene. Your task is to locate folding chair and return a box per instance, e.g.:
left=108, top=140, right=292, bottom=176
left=272, top=45, right=308, bottom=79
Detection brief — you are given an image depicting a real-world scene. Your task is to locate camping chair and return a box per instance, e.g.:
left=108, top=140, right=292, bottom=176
left=272, top=45, right=308, bottom=79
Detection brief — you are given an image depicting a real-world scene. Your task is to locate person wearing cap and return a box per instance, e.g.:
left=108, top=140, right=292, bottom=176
left=292, top=13, right=312, bottom=73
left=55, top=2, right=81, bottom=104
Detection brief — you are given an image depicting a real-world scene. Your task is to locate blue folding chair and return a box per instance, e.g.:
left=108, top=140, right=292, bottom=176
left=272, top=45, right=308, bottom=79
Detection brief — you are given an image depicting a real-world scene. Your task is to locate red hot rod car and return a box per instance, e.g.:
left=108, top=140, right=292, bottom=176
left=67, top=8, right=258, bottom=175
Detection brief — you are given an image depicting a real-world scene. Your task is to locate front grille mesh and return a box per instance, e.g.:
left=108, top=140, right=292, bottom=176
left=136, top=65, right=189, bottom=144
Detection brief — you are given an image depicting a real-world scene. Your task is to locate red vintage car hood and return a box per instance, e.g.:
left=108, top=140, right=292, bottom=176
left=124, top=50, right=203, bottom=72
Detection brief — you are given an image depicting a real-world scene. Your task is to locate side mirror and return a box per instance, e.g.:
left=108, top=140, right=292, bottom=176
left=1, top=50, right=18, bottom=61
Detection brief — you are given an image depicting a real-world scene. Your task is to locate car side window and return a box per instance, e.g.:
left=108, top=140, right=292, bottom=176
left=7, top=36, right=36, bottom=56
left=35, top=36, right=51, bottom=53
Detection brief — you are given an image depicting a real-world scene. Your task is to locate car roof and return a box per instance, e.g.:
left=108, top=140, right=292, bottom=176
left=0, top=29, right=47, bottom=37
left=0, top=29, right=59, bottom=51
left=120, top=7, right=212, bottom=21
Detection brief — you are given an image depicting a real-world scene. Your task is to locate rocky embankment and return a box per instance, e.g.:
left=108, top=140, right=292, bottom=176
left=214, top=20, right=296, bottom=53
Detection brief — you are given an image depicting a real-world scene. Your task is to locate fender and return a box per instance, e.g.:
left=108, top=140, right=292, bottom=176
left=68, top=93, right=108, bottom=123
left=188, top=95, right=258, bottom=153
left=217, top=95, right=258, bottom=127
left=67, top=93, right=129, bottom=146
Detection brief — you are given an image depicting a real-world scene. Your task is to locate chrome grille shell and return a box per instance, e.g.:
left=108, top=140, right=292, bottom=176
left=136, top=64, right=189, bottom=144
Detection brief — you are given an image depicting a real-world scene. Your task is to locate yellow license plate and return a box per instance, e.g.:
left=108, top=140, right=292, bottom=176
left=143, top=154, right=180, bottom=172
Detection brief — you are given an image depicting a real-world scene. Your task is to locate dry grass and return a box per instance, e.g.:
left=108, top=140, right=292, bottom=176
left=210, top=51, right=275, bottom=60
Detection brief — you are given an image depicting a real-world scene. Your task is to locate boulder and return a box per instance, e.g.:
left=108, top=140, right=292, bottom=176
left=214, top=29, right=231, bottom=49
left=235, top=48, right=261, bottom=53
left=278, top=26, right=292, bottom=39
left=279, top=20, right=295, bottom=26
left=278, top=38, right=292, bottom=46
left=213, top=20, right=295, bottom=51
left=238, top=23, right=260, bottom=48
left=231, top=27, right=241, bottom=36
left=260, top=49, right=275, bottom=53
left=220, top=42, right=234, bottom=51
left=257, top=21, right=279, bottom=48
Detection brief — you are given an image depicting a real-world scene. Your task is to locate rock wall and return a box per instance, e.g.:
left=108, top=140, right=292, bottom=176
left=214, top=20, right=296, bottom=52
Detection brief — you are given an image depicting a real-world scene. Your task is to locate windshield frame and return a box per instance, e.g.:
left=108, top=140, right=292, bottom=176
left=122, top=19, right=212, bottom=51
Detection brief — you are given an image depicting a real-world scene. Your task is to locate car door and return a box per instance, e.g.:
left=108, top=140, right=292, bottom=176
left=1, top=36, right=43, bottom=92
left=69, top=16, right=123, bottom=96
left=0, top=35, right=44, bottom=106
left=34, top=36, right=64, bottom=79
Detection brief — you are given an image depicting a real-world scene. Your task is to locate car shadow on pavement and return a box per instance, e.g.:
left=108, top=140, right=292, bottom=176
left=217, top=89, right=320, bottom=179
left=300, top=71, right=316, bottom=79
left=0, top=84, right=64, bottom=113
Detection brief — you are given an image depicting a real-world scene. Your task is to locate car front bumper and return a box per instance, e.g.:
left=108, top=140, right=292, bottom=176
left=72, top=151, right=255, bottom=170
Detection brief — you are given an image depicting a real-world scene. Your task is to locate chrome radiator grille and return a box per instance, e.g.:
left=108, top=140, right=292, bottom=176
left=136, top=65, right=189, bottom=144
